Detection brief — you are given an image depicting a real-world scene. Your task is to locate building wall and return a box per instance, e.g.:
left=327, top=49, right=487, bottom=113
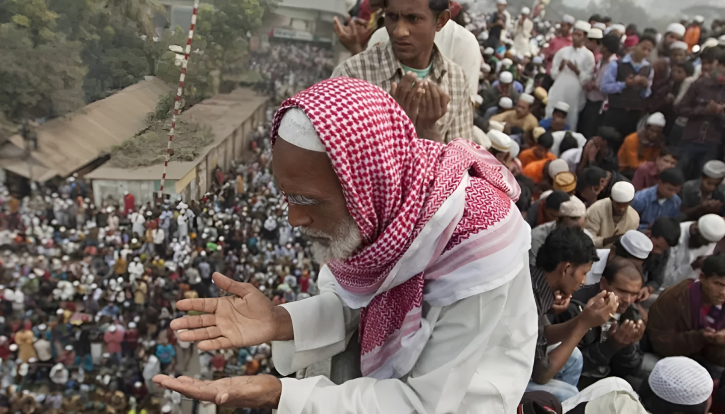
left=93, top=179, right=177, bottom=208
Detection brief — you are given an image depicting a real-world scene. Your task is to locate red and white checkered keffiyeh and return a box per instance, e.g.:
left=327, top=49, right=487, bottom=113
left=271, top=77, right=530, bottom=379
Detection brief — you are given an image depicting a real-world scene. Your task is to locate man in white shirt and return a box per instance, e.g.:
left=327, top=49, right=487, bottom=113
left=546, top=21, right=596, bottom=132
left=153, top=78, right=537, bottom=413
left=663, top=214, right=725, bottom=289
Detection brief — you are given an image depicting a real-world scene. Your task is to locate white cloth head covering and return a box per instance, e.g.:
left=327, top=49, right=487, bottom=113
left=593, top=22, right=607, bottom=30
left=670, top=41, right=688, bottom=50
left=588, top=28, right=603, bottom=39
left=521, top=7, right=530, bottom=15
left=484, top=47, right=494, bottom=55
left=499, top=71, right=513, bottom=84
left=532, top=56, right=543, bottom=65
left=620, top=230, right=653, bottom=259
left=562, top=15, right=575, bottom=24
left=703, top=38, right=720, bottom=50
left=698, top=214, right=725, bottom=243
left=548, top=159, right=569, bottom=180
left=646, top=112, right=666, bottom=127
left=496, top=0, right=507, bottom=4
left=649, top=357, right=713, bottom=406
left=519, top=93, right=535, bottom=105
left=278, top=108, right=326, bottom=153
left=574, top=21, right=591, bottom=33
left=703, top=160, right=725, bottom=179
left=554, top=102, right=570, bottom=113
left=612, top=24, right=626, bottom=34
left=481, top=63, right=492, bottom=72
left=501, top=58, right=513, bottom=67
left=559, top=196, right=586, bottom=217
left=471, top=126, right=491, bottom=149
left=611, top=182, right=635, bottom=203
left=666, top=23, right=686, bottom=37
left=488, top=120, right=505, bottom=132
left=499, top=97, right=513, bottom=108
left=694, top=15, right=705, bottom=23
left=509, top=140, right=520, bottom=158
left=488, top=130, right=512, bottom=152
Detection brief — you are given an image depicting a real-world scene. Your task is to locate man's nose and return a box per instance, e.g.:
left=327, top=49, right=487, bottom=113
left=287, top=205, right=312, bottom=228
left=393, top=21, right=409, bottom=38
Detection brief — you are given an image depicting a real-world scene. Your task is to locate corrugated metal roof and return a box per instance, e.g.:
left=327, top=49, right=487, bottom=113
left=8, top=77, right=173, bottom=178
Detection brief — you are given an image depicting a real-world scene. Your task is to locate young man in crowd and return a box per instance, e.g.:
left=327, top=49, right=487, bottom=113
left=675, top=50, right=725, bottom=180
left=664, top=214, right=725, bottom=289
left=574, top=127, right=621, bottom=175
left=529, top=196, right=587, bottom=266
left=527, top=227, right=616, bottom=402
left=632, top=147, right=678, bottom=191
left=579, top=33, right=621, bottom=139
left=542, top=15, right=575, bottom=78
left=481, top=71, right=520, bottom=112
left=539, top=102, right=571, bottom=133
left=555, top=258, right=646, bottom=381
left=479, top=96, right=512, bottom=124
left=584, top=229, right=653, bottom=286
left=546, top=21, right=595, bottom=132
left=331, top=0, right=472, bottom=143
left=649, top=255, right=725, bottom=373
left=526, top=190, right=570, bottom=229
left=617, top=112, right=666, bottom=177
left=520, top=131, right=556, bottom=168
left=630, top=167, right=684, bottom=230
left=490, top=93, right=539, bottom=135
left=648, top=22, right=686, bottom=62
left=640, top=217, right=681, bottom=303
left=601, top=36, right=657, bottom=139
left=680, top=160, right=725, bottom=222
left=575, top=167, right=608, bottom=208
left=585, top=181, right=639, bottom=248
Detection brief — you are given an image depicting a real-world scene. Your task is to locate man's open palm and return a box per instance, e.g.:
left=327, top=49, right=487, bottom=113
left=170, top=272, right=283, bottom=350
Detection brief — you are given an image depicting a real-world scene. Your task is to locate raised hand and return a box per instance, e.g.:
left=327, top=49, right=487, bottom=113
left=153, top=374, right=282, bottom=409
left=170, top=272, right=292, bottom=351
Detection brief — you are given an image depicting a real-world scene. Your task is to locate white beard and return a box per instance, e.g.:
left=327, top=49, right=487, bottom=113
left=300, top=215, right=362, bottom=264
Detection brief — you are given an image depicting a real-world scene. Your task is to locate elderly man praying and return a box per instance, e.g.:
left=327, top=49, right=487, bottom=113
left=153, top=77, right=537, bottom=413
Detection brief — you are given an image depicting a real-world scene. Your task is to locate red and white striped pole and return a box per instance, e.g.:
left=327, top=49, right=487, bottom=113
left=159, top=0, right=200, bottom=198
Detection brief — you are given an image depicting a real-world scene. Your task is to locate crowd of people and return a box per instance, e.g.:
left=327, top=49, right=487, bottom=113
left=2, top=0, right=725, bottom=412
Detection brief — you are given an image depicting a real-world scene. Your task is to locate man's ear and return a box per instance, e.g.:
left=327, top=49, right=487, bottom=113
left=435, top=10, right=450, bottom=32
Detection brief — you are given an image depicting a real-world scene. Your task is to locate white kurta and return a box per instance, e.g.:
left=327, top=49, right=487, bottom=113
left=545, top=46, right=595, bottom=132
left=512, top=18, right=534, bottom=57
left=272, top=254, right=538, bottom=414
left=663, top=222, right=716, bottom=290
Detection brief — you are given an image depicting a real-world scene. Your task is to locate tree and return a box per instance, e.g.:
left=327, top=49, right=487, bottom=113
left=103, top=0, right=164, bottom=38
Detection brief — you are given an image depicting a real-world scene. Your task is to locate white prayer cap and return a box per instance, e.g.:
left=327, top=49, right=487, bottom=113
left=670, top=41, right=688, bottom=51
left=612, top=24, right=626, bottom=34
left=162, top=405, right=172, bottom=413
left=65, top=345, right=73, bottom=351
left=703, top=38, right=719, bottom=50
left=484, top=47, right=494, bottom=55
left=496, top=0, right=507, bottom=4
left=509, top=140, right=520, bottom=158
left=108, top=325, right=116, bottom=333
left=489, top=120, right=505, bottom=132
left=128, top=322, right=137, bottom=329
left=611, top=182, right=635, bottom=203
left=562, top=15, right=575, bottom=24
left=559, top=196, right=586, bottom=218
left=694, top=15, right=705, bottom=24
left=532, top=56, right=543, bottom=65
left=593, top=22, right=606, bottom=31
left=481, top=63, right=491, bottom=72
left=703, top=160, right=725, bottom=179
left=574, top=21, right=591, bottom=33
left=646, top=112, right=666, bottom=127
left=134, top=381, right=143, bottom=388
left=588, top=28, right=603, bottom=39
left=38, top=324, right=47, bottom=331
left=649, top=357, right=712, bottom=406
left=501, top=58, right=513, bottom=68
left=488, top=130, right=512, bottom=152
left=666, top=23, right=686, bottom=37
left=472, top=95, right=483, bottom=105
left=471, top=126, right=491, bottom=149
left=548, top=159, right=569, bottom=180
left=499, top=71, right=513, bottom=84
left=698, top=214, right=725, bottom=243
left=519, top=93, right=535, bottom=105
left=720, top=35, right=725, bottom=47
left=499, top=97, right=513, bottom=109
left=554, top=102, right=570, bottom=113
left=278, top=108, right=325, bottom=153
left=620, top=230, right=653, bottom=259
left=583, top=390, right=648, bottom=414
left=521, top=7, right=530, bottom=15
left=9, top=344, right=17, bottom=352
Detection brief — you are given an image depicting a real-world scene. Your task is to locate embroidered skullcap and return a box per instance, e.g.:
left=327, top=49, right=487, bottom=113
left=649, top=357, right=712, bottom=406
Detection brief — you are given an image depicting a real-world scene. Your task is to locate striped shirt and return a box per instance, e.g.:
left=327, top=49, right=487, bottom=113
left=531, top=265, right=555, bottom=382
left=331, top=43, right=473, bottom=143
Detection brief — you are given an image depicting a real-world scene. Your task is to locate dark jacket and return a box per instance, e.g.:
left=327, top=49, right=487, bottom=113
left=648, top=279, right=725, bottom=366
left=675, top=75, right=725, bottom=144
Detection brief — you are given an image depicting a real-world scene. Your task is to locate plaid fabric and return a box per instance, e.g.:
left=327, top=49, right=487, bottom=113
left=530, top=265, right=555, bottom=382
left=331, top=43, right=473, bottom=143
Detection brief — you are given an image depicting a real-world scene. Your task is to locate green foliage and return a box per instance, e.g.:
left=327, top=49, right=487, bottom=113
left=148, top=93, right=175, bottom=121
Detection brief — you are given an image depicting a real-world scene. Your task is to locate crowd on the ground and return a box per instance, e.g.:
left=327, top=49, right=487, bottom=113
left=2, top=0, right=725, bottom=411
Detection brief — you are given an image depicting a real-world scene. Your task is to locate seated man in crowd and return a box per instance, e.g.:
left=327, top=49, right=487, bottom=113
left=617, top=112, right=666, bottom=178
left=585, top=181, right=640, bottom=248
left=480, top=96, right=512, bottom=125
left=487, top=129, right=513, bottom=166
left=526, top=190, right=571, bottom=229
left=630, top=167, right=684, bottom=230
left=640, top=217, right=681, bottom=303
left=680, top=160, right=725, bottom=222
left=575, top=167, right=608, bottom=207
left=649, top=255, right=725, bottom=375
left=664, top=214, right=725, bottom=290
left=331, top=0, right=472, bottom=142
left=555, top=258, right=646, bottom=381
left=631, top=147, right=678, bottom=191
left=527, top=227, right=616, bottom=402
left=530, top=196, right=587, bottom=266
left=490, top=93, right=539, bottom=136
left=539, top=102, right=571, bottom=133
left=520, top=131, right=556, bottom=168
left=585, top=229, right=652, bottom=286
left=572, top=127, right=622, bottom=176
left=481, top=71, right=520, bottom=112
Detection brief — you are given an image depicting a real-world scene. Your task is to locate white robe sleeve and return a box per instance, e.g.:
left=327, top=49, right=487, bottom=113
left=550, top=48, right=566, bottom=80
left=277, top=259, right=538, bottom=414
left=272, top=266, right=359, bottom=375
left=578, top=51, right=595, bottom=85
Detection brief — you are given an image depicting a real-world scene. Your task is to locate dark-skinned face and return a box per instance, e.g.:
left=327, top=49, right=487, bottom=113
left=384, top=0, right=447, bottom=68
